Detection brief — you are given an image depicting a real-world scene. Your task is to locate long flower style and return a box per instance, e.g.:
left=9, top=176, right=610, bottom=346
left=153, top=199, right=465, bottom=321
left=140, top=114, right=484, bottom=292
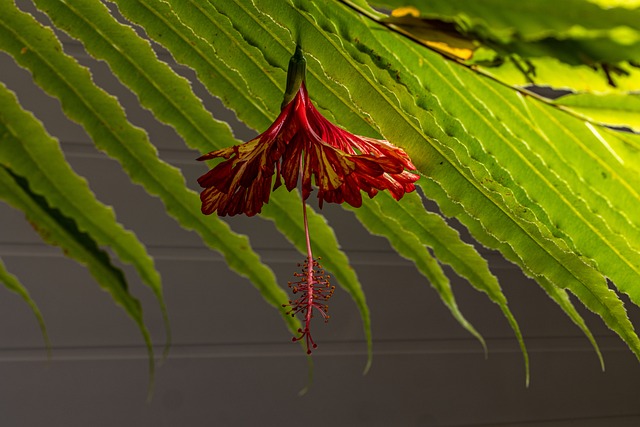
left=198, top=45, right=419, bottom=353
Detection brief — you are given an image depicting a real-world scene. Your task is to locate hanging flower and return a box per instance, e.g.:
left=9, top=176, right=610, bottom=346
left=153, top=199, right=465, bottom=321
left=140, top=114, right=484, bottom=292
left=198, top=45, right=419, bottom=353
left=197, top=45, right=418, bottom=217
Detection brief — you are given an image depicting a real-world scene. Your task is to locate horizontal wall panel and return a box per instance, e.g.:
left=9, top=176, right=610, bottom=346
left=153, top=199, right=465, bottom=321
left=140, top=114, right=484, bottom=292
left=0, top=348, right=637, bottom=427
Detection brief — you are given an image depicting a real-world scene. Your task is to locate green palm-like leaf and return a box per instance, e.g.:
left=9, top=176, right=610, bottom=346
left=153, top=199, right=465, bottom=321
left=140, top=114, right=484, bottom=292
left=0, top=80, right=157, bottom=387
left=0, top=164, right=154, bottom=385
left=188, top=0, right=640, bottom=363
left=0, top=256, right=49, bottom=353
left=0, top=1, right=300, bottom=354
left=0, top=75, right=171, bottom=354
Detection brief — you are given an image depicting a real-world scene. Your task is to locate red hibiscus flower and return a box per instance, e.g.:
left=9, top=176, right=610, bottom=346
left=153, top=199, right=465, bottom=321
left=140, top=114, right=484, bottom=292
left=198, top=45, right=419, bottom=353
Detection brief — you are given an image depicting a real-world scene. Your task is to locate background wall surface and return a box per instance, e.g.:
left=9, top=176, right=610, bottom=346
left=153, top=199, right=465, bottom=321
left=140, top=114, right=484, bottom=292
left=1, top=11, right=640, bottom=426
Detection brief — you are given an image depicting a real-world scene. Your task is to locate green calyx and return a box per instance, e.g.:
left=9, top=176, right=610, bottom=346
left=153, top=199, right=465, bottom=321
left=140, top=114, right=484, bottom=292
left=281, top=44, right=307, bottom=109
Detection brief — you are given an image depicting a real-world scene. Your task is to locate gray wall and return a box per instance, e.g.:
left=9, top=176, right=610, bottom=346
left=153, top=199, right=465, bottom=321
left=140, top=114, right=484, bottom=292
left=1, top=10, right=640, bottom=426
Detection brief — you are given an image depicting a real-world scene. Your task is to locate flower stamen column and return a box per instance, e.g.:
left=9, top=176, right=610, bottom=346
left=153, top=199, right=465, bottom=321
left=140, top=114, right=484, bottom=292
left=283, top=157, right=335, bottom=354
